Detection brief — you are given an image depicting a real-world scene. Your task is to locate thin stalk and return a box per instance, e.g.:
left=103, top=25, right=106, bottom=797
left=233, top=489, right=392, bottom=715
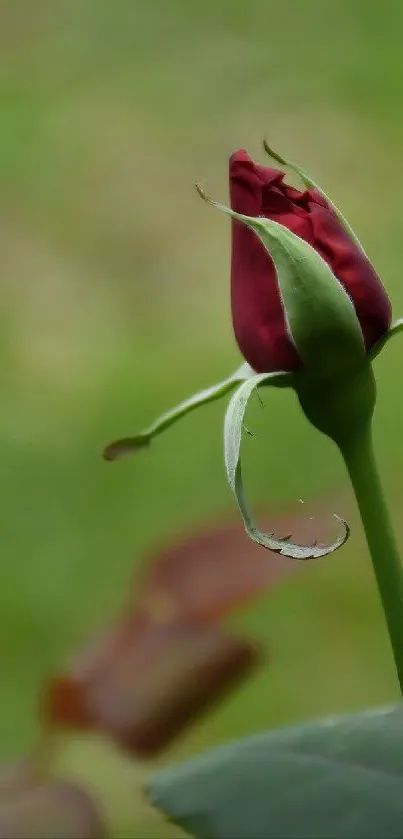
left=340, top=423, right=403, bottom=694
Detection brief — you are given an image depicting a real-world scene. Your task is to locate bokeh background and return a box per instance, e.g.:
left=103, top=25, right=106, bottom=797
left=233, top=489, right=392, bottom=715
left=2, top=0, right=403, bottom=835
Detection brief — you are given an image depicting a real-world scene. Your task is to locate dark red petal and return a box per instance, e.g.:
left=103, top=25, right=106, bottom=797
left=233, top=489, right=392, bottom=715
left=230, top=215, right=299, bottom=372
left=229, top=149, right=391, bottom=359
left=230, top=150, right=286, bottom=218
left=230, top=149, right=284, bottom=188
left=307, top=201, right=392, bottom=349
left=229, top=151, right=300, bottom=372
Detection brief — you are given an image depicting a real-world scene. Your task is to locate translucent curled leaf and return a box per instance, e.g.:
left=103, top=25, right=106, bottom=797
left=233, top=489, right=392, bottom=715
left=45, top=616, right=262, bottom=757
left=225, top=376, right=349, bottom=559
left=103, top=363, right=254, bottom=460
left=262, top=139, right=366, bottom=255
left=369, top=317, right=403, bottom=361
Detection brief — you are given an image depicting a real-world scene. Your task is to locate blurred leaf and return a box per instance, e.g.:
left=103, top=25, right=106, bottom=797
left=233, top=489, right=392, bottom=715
left=140, top=520, right=298, bottom=623
left=137, top=497, right=348, bottom=622
left=46, top=616, right=262, bottom=757
left=149, top=704, right=403, bottom=839
left=45, top=497, right=345, bottom=755
left=0, top=779, right=105, bottom=839
left=0, top=764, right=34, bottom=805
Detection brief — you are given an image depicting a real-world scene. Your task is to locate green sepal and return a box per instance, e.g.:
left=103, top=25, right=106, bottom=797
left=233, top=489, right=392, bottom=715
left=263, top=140, right=367, bottom=255
left=369, top=317, right=403, bottom=361
left=103, top=363, right=255, bottom=460
left=225, top=374, right=349, bottom=559
left=198, top=188, right=365, bottom=379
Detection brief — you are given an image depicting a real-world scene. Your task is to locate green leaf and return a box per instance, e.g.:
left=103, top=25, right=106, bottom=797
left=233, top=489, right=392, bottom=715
left=148, top=703, right=403, bottom=839
left=262, top=140, right=366, bottom=255
left=198, top=189, right=365, bottom=379
left=369, top=318, right=403, bottom=361
left=103, top=363, right=254, bottom=460
left=225, top=375, right=349, bottom=559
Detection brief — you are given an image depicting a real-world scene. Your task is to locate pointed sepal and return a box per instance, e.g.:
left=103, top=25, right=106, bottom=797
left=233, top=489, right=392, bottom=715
left=369, top=318, right=403, bottom=361
left=104, top=363, right=255, bottom=461
left=197, top=186, right=365, bottom=380
left=262, top=140, right=367, bottom=255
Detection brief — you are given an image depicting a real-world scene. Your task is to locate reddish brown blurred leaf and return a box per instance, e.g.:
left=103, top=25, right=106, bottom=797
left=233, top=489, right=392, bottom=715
left=45, top=497, right=346, bottom=756
left=138, top=499, right=346, bottom=622
left=0, top=764, right=34, bottom=806
left=0, top=779, right=105, bottom=839
left=46, top=616, right=262, bottom=757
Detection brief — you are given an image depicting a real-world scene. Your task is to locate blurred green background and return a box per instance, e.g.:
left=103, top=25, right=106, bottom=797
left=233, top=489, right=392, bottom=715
left=2, top=0, right=403, bottom=834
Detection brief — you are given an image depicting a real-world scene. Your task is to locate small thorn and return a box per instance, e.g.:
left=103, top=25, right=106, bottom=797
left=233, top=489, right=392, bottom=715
left=243, top=423, right=255, bottom=437
left=254, top=387, right=264, bottom=408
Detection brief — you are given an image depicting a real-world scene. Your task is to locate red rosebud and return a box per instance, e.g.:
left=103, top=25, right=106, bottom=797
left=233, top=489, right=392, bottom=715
left=230, top=149, right=392, bottom=373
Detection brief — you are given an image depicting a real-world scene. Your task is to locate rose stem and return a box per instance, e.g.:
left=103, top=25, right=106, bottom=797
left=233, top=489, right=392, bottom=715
left=340, top=422, right=403, bottom=695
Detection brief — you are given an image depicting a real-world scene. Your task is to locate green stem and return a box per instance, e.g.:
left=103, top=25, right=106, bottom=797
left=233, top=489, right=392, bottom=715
left=340, top=423, right=403, bottom=694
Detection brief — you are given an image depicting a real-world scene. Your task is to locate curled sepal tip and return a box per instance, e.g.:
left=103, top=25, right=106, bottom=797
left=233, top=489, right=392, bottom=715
left=103, top=363, right=255, bottom=461
left=262, top=139, right=366, bottom=255
left=196, top=182, right=228, bottom=213
left=225, top=375, right=350, bottom=560
left=369, top=318, right=403, bottom=362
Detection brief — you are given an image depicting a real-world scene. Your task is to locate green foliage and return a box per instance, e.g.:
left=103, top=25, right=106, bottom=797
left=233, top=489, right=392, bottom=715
left=370, top=319, right=403, bottom=361
left=104, top=363, right=254, bottom=460
left=149, top=704, right=403, bottom=839
left=2, top=0, right=403, bottom=835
